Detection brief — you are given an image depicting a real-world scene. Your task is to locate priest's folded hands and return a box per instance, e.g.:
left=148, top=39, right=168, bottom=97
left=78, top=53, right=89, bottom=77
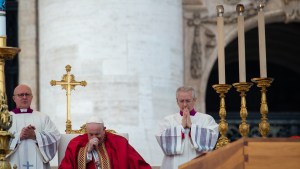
left=20, top=124, right=36, bottom=140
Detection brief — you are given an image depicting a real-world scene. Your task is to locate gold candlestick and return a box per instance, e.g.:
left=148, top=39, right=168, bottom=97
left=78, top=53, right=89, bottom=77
left=0, top=36, right=20, bottom=169
left=213, top=84, right=231, bottom=149
left=251, top=77, right=273, bottom=137
left=233, top=82, right=253, bottom=137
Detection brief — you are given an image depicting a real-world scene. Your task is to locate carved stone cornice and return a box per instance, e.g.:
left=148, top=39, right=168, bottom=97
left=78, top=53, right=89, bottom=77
left=224, top=0, right=241, bottom=5
left=187, top=12, right=204, bottom=79
left=282, top=0, right=300, bottom=22
left=283, top=0, right=300, bottom=5
left=186, top=12, right=216, bottom=79
left=182, top=0, right=203, bottom=6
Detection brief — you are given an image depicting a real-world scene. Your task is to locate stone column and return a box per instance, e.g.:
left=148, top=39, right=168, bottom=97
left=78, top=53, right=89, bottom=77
left=18, top=0, right=38, bottom=110
left=38, top=0, right=183, bottom=165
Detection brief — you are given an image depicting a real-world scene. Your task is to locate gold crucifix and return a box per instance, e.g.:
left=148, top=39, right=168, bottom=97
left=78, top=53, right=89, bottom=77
left=50, top=65, right=87, bottom=134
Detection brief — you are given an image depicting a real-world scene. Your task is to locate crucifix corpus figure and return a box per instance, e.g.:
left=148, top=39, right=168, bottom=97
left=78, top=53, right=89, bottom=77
left=50, top=65, right=87, bottom=134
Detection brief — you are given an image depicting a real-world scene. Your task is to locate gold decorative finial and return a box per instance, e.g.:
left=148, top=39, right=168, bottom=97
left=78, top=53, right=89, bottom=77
left=216, top=5, right=224, bottom=17
left=258, top=1, right=265, bottom=11
left=236, top=4, right=244, bottom=16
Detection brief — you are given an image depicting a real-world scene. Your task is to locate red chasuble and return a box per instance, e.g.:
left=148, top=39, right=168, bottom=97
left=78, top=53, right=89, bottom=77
left=59, top=132, right=151, bottom=169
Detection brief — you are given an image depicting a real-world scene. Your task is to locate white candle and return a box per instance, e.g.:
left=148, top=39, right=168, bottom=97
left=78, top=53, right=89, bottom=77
left=216, top=5, right=226, bottom=84
left=0, top=1, right=6, bottom=36
left=258, top=3, right=267, bottom=78
left=237, top=4, right=246, bottom=82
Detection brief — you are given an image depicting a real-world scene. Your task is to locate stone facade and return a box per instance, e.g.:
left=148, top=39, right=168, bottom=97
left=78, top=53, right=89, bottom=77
left=17, top=0, right=300, bottom=167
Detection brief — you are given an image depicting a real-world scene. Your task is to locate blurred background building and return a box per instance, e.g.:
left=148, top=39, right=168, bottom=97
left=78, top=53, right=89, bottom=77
left=5, top=0, right=300, bottom=167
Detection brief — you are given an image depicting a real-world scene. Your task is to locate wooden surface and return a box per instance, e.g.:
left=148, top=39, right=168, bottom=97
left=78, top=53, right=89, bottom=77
left=179, top=137, right=300, bottom=169
left=179, top=138, right=245, bottom=169
left=244, top=138, right=300, bottom=169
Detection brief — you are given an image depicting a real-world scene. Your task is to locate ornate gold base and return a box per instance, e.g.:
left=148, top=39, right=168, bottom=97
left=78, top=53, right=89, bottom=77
left=215, top=136, right=229, bottom=149
left=251, top=77, right=274, bottom=138
left=65, top=120, right=86, bottom=134
left=233, top=82, right=253, bottom=137
left=0, top=131, right=14, bottom=169
left=213, top=84, right=231, bottom=149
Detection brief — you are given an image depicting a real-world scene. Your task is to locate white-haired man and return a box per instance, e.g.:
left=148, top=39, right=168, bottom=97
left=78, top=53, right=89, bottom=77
left=156, top=86, right=219, bottom=169
left=59, top=116, right=151, bottom=169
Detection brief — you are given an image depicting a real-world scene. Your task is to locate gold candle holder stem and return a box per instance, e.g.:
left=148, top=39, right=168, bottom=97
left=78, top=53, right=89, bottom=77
left=233, top=82, right=253, bottom=137
left=213, top=84, right=231, bottom=149
left=251, top=77, right=273, bottom=138
left=0, top=36, right=20, bottom=168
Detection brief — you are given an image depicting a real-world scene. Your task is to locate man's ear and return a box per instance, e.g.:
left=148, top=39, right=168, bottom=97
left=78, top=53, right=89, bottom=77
left=176, top=99, right=180, bottom=105
left=12, top=96, right=16, bottom=102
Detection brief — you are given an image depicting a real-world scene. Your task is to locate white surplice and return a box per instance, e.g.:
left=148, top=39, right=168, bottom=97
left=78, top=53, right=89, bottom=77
left=6, top=111, right=61, bottom=169
left=156, top=112, right=219, bottom=169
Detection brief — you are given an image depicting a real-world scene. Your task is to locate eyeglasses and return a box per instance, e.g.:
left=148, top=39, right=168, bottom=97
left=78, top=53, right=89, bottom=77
left=15, top=93, right=32, bottom=97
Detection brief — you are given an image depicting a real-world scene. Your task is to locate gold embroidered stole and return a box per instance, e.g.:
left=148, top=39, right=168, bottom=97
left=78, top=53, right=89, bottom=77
left=98, top=143, right=111, bottom=169
left=78, top=146, right=88, bottom=169
left=78, top=144, right=111, bottom=169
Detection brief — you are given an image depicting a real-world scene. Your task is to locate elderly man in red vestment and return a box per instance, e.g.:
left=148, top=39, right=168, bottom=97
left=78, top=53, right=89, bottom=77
left=59, top=116, right=151, bottom=169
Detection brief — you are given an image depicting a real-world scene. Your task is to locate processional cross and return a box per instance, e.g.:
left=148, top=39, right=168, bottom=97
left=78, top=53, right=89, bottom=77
left=50, top=65, right=87, bottom=134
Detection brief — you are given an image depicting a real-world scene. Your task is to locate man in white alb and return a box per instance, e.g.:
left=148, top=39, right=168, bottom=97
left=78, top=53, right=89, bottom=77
left=156, top=86, right=219, bottom=169
left=6, top=84, right=61, bottom=169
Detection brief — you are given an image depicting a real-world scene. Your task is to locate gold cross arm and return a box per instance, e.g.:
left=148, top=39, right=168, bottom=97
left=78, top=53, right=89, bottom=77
left=50, top=78, right=87, bottom=90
